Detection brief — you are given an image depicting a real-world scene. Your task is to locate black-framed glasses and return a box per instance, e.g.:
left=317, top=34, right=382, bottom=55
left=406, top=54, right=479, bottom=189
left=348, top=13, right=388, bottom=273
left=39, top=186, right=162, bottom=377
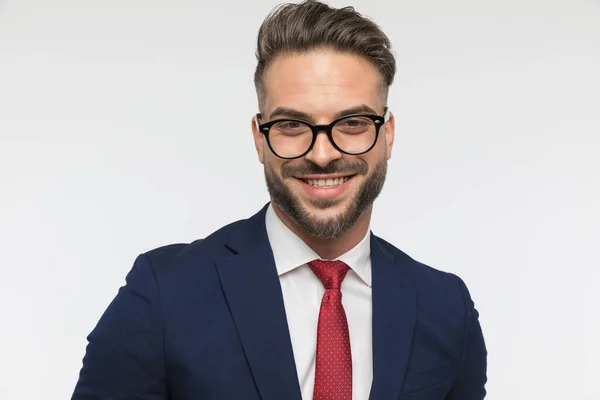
left=256, top=108, right=390, bottom=159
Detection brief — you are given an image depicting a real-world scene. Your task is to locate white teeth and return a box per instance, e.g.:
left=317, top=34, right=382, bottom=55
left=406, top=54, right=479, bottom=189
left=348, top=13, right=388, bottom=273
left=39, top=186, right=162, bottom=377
left=302, top=176, right=351, bottom=187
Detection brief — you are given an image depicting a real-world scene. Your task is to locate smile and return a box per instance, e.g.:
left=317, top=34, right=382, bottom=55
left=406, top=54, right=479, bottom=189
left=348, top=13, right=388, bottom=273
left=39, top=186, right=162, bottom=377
left=301, top=176, right=353, bottom=187
left=293, top=174, right=357, bottom=200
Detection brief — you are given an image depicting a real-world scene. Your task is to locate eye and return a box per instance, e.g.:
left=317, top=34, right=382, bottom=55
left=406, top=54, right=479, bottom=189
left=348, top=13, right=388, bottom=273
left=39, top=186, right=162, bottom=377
left=272, top=121, right=311, bottom=136
left=336, top=117, right=372, bottom=134
left=342, top=118, right=367, bottom=127
left=279, top=121, right=303, bottom=129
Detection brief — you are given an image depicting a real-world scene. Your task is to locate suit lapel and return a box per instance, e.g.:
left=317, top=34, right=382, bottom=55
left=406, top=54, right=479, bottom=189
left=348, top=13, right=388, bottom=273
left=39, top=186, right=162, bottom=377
left=215, top=205, right=302, bottom=400
left=369, top=235, right=417, bottom=400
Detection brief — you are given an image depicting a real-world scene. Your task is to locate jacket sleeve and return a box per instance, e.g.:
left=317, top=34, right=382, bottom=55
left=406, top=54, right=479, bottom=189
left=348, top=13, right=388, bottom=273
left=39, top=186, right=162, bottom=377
left=447, top=274, right=488, bottom=400
left=72, top=254, right=167, bottom=399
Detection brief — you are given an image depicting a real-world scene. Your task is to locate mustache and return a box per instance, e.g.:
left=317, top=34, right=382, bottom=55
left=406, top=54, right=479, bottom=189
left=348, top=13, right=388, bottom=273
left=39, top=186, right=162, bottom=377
left=281, top=160, right=368, bottom=178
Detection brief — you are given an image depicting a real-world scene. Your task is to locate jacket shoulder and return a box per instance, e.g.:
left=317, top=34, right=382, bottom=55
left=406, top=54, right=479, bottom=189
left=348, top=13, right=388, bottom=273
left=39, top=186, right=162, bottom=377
left=374, top=236, right=464, bottom=286
left=373, top=235, right=472, bottom=318
left=140, top=217, right=247, bottom=272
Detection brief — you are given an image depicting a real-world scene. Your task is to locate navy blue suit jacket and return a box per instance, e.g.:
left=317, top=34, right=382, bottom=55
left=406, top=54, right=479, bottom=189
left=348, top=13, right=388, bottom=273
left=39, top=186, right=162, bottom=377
left=73, top=204, right=487, bottom=399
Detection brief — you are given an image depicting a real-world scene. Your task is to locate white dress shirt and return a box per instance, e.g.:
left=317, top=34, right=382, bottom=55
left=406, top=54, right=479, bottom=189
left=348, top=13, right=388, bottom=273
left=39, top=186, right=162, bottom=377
left=265, top=204, right=373, bottom=400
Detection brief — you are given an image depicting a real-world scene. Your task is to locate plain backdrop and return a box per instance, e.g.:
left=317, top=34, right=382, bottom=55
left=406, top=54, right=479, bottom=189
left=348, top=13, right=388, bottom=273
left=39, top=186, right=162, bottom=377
left=1, top=0, right=599, bottom=399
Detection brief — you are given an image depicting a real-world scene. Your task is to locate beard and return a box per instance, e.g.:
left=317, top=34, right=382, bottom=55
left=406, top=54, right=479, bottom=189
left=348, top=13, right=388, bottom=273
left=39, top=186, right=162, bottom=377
left=264, top=156, right=387, bottom=240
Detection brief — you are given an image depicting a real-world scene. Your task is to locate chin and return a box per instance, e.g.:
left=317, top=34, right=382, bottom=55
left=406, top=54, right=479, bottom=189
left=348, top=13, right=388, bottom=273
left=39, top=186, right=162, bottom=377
left=302, top=195, right=352, bottom=215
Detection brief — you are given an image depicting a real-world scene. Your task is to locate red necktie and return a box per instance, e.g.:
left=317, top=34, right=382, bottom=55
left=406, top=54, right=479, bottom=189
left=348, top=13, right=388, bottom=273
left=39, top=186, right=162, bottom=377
left=308, top=260, right=352, bottom=400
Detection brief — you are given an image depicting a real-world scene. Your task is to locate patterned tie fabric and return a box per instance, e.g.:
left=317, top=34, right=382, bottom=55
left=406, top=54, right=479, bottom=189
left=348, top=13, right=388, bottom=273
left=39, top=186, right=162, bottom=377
left=308, top=260, right=352, bottom=400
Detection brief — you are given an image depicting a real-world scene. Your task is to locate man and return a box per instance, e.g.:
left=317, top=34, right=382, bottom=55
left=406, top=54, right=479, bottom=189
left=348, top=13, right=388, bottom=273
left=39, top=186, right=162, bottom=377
left=72, top=1, right=487, bottom=399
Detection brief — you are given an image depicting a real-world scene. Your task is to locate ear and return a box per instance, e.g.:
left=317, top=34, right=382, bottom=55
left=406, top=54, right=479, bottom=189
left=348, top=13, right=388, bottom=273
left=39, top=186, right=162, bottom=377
left=251, top=115, right=265, bottom=164
left=384, top=111, right=396, bottom=160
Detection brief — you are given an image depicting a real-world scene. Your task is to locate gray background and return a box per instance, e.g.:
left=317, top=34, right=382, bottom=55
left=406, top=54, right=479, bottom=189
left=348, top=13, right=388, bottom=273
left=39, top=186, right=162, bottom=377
left=1, top=0, right=599, bottom=398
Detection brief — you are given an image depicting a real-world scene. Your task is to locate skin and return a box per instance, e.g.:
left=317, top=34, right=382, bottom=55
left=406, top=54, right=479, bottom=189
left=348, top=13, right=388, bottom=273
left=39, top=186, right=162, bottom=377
left=251, top=49, right=396, bottom=260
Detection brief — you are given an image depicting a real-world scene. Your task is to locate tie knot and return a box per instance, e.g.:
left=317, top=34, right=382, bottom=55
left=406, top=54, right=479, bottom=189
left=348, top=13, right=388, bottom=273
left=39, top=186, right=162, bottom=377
left=308, top=260, right=350, bottom=290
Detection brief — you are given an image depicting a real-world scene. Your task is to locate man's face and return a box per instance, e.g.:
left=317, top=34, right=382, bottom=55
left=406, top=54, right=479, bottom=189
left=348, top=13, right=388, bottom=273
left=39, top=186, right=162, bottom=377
left=252, top=50, right=395, bottom=240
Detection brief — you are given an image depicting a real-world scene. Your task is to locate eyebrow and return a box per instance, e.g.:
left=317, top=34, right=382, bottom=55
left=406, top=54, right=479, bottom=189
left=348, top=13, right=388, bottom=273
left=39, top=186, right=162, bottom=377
left=268, top=104, right=380, bottom=122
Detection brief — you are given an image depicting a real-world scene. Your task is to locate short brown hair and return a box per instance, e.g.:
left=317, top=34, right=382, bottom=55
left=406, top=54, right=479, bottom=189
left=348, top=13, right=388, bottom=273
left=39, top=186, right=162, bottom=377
left=254, top=0, right=396, bottom=111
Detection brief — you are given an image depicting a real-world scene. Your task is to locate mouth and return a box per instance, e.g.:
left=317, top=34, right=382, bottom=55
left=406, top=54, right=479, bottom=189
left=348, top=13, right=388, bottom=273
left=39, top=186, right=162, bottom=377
left=298, top=175, right=354, bottom=187
left=292, top=174, right=357, bottom=200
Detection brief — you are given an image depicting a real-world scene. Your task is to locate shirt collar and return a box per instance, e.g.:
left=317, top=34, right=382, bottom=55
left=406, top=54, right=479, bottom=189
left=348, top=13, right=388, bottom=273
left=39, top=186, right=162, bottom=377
left=265, top=203, right=372, bottom=287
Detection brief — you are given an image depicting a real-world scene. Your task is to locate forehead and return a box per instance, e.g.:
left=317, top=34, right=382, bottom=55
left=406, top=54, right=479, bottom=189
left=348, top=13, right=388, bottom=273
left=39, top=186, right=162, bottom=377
left=262, top=50, right=384, bottom=118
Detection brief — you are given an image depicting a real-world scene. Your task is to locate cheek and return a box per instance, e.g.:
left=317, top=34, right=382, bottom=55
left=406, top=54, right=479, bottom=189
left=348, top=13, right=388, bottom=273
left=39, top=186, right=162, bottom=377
left=360, top=148, right=384, bottom=169
left=265, top=156, right=286, bottom=178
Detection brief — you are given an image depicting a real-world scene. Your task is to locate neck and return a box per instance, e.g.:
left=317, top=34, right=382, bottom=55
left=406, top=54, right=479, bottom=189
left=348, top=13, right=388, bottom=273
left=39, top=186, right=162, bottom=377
left=272, top=203, right=372, bottom=260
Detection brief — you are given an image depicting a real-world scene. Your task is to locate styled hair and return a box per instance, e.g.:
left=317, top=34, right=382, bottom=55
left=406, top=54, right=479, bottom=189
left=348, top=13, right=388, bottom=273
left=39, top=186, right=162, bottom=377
left=254, top=0, right=396, bottom=111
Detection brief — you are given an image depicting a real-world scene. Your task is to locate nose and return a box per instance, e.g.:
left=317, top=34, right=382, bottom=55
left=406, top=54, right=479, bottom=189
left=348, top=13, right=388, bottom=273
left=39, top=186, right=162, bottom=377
left=304, top=130, right=342, bottom=167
